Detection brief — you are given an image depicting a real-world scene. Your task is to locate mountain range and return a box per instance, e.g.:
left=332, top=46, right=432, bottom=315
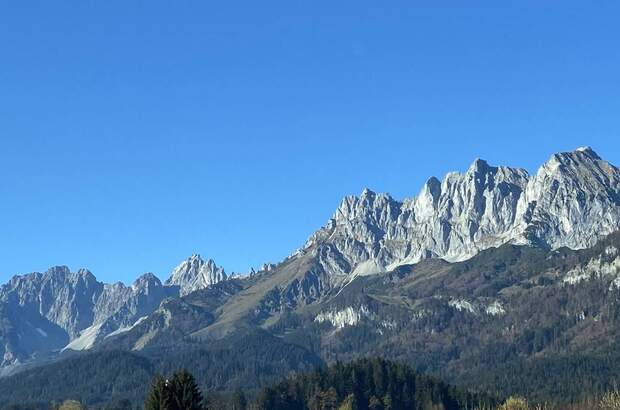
left=1, top=147, right=620, bottom=405
left=0, top=254, right=227, bottom=371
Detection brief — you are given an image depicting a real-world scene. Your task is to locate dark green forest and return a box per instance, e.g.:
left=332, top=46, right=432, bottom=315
left=33, top=358, right=495, bottom=410
left=245, top=357, right=496, bottom=410
left=5, top=351, right=620, bottom=409
left=0, top=329, right=322, bottom=409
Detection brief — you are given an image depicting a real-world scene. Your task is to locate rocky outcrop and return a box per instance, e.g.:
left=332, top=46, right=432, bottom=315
left=303, top=147, right=620, bottom=277
left=0, top=267, right=179, bottom=366
left=165, top=254, right=227, bottom=296
left=513, top=147, right=620, bottom=249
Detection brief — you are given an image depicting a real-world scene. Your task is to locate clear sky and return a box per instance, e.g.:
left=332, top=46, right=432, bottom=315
left=1, top=1, right=619, bottom=283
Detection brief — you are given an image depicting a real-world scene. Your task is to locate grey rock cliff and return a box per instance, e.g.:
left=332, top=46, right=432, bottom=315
left=0, top=267, right=180, bottom=367
left=165, top=254, right=227, bottom=296
left=303, top=147, right=620, bottom=278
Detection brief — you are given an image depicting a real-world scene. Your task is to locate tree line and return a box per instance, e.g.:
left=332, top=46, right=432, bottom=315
left=141, top=357, right=495, bottom=410
left=7, top=357, right=620, bottom=409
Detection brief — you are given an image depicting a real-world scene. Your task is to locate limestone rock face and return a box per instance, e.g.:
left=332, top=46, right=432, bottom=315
left=0, top=267, right=178, bottom=367
left=165, top=254, right=227, bottom=296
left=303, top=147, right=620, bottom=277
left=0, top=267, right=103, bottom=339
left=513, top=147, right=620, bottom=249
left=0, top=251, right=230, bottom=369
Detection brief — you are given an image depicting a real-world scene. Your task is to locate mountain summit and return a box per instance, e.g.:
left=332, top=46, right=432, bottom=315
left=0, top=254, right=228, bottom=369
left=303, top=147, right=620, bottom=277
left=166, top=254, right=227, bottom=296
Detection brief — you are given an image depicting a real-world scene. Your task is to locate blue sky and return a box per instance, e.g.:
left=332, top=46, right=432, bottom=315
left=1, top=1, right=619, bottom=283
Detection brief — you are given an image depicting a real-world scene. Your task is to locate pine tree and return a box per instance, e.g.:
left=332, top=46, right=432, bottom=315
left=382, top=393, right=393, bottom=410
left=308, top=391, right=323, bottom=410
left=169, top=369, right=204, bottom=410
left=368, top=395, right=384, bottom=410
left=338, top=394, right=356, bottom=410
left=231, top=388, right=247, bottom=410
left=323, top=387, right=339, bottom=409
left=57, top=401, right=86, bottom=410
left=144, top=375, right=170, bottom=410
left=256, top=386, right=279, bottom=410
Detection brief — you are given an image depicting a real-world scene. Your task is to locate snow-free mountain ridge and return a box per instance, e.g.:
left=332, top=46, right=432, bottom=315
left=0, top=147, right=619, bottom=371
left=0, top=254, right=226, bottom=369
left=166, top=254, right=227, bottom=296
left=304, top=146, right=620, bottom=278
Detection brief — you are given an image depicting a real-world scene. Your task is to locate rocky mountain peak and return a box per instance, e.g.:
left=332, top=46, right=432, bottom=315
left=46, top=265, right=71, bottom=278
left=332, top=189, right=397, bottom=224
left=300, top=147, right=620, bottom=279
left=76, top=268, right=98, bottom=283
left=132, top=272, right=162, bottom=290
left=513, top=147, right=620, bottom=249
left=467, top=157, right=490, bottom=173
left=575, top=145, right=601, bottom=157
left=361, top=187, right=375, bottom=197
left=528, top=147, right=619, bottom=202
left=413, top=177, right=442, bottom=220
left=538, top=147, right=610, bottom=179
left=166, top=254, right=227, bottom=296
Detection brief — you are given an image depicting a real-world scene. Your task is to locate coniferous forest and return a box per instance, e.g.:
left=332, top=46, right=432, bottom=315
left=4, top=356, right=620, bottom=409
left=1, top=358, right=496, bottom=410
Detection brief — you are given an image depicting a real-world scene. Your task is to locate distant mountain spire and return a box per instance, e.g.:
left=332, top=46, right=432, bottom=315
left=166, top=254, right=227, bottom=296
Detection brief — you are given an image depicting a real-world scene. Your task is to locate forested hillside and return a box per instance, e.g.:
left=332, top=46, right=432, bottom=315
left=0, top=329, right=322, bottom=409
left=248, top=358, right=497, bottom=410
